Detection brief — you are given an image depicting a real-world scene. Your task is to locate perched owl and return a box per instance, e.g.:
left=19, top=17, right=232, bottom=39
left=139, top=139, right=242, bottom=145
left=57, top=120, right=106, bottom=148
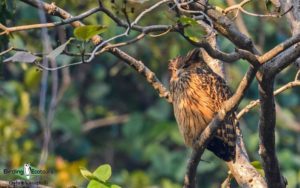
left=169, top=49, right=236, bottom=161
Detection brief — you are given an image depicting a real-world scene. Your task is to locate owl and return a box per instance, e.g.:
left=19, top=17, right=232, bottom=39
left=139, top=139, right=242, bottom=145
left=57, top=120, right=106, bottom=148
left=169, top=49, right=236, bottom=161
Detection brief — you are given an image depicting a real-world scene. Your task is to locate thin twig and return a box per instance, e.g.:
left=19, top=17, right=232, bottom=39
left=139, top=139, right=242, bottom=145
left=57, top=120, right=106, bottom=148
left=223, top=0, right=292, bottom=18
left=237, top=80, right=300, bottom=119
left=83, top=114, right=130, bottom=132
left=223, top=0, right=251, bottom=14
left=0, top=47, right=13, bottom=56
left=0, top=7, right=100, bottom=35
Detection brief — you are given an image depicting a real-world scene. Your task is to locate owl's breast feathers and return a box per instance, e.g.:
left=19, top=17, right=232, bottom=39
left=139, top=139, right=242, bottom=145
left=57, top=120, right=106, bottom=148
left=170, top=57, right=236, bottom=161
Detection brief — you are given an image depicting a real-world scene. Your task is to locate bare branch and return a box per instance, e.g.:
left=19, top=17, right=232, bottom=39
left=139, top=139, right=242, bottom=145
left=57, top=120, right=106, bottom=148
left=223, top=0, right=251, bottom=14
left=258, top=76, right=286, bottom=187
left=268, top=44, right=300, bottom=76
left=0, top=7, right=100, bottom=35
left=99, top=4, right=173, bottom=34
left=0, top=46, right=13, bottom=56
left=131, top=0, right=170, bottom=26
left=258, top=33, right=300, bottom=64
left=237, top=80, right=300, bottom=120
left=223, top=0, right=291, bottom=18
left=191, top=1, right=260, bottom=54
left=83, top=114, right=130, bottom=132
left=109, top=47, right=171, bottom=102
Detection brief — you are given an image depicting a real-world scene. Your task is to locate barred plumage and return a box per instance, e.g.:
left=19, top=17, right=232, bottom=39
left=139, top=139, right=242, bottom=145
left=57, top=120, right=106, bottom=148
left=169, top=49, right=236, bottom=161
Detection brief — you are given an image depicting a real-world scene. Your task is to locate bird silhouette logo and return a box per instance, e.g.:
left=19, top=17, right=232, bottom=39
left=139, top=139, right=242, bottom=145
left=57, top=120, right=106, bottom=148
left=23, top=163, right=31, bottom=180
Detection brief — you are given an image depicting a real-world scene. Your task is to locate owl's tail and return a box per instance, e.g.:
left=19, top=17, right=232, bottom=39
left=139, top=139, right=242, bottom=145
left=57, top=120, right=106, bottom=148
left=207, top=136, right=235, bottom=161
left=206, top=119, right=237, bottom=161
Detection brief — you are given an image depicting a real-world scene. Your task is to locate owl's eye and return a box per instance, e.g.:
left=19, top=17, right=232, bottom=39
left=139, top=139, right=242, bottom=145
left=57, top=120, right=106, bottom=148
left=182, top=62, right=192, bottom=69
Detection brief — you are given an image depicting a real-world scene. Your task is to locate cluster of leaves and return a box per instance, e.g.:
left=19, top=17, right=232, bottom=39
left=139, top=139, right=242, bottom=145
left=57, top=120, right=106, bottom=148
left=80, top=164, right=121, bottom=188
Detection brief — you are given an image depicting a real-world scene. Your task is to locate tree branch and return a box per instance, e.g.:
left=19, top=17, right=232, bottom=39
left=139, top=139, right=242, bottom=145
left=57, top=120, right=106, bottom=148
left=83, top=114, right=129, bottom=132
left=258, top=76, right=286, bottom=188
left=19, top=0, right=171, bottom=102
left=0, top=7, right=100, bottom=35
left=237, top=80, right=300, bottom=120
left=256, top=44, right=300, bottom=188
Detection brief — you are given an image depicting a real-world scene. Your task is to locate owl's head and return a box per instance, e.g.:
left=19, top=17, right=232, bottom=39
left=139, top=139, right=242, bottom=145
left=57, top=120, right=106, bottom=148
left=169, top=49, right=205, bottom=81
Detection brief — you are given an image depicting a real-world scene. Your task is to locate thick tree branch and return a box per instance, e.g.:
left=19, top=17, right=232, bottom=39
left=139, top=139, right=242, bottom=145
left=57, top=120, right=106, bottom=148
left=190, top=1, right=260, bottom=55
left=258, top=76, right=286, bottom=188
left=226, top=125, right=267, bottom=187
left=255, top=1, right=300, bottom=186
left=109, top=47, right=171, bottom=101
left=268, top=44, right=300, bottom=76
left=257, top=45, right=300, bottom=188
left=258, top=33, right=300, bottom=64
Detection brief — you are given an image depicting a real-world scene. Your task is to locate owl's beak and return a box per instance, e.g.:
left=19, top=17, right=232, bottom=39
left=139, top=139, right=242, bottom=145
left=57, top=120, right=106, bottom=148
left=170, top=69, right=182, bottom=82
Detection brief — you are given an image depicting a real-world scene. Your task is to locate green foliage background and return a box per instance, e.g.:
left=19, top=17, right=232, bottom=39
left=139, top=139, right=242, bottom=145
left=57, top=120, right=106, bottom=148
left=0, top=0, right=299, bottom=187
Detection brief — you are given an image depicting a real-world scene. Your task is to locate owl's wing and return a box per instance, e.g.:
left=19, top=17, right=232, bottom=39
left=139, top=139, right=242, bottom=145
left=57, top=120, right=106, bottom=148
left=195, top=67, right=237, bottom=161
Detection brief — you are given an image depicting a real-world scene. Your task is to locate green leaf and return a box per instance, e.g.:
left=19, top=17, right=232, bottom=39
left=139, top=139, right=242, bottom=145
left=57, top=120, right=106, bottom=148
left=3, top=51, right=39, bottom=63
left=251, top=161, right=265, bottom=177
left=46, top=38, right=73, bottom=59
left=184, top=28, right=199, bottom=42
left=178, top=16, right=198, bottom=26
left=80, top=167, right=96, bottom=181
left=251, top=161, right=263, bottom=169
left=183, top=25, right=206, bottom=43
left=93, top=164, right=112, bottom=182
left=87, top=180, right=108, bottom=188
left=110, top=184, right=121, bottom=188
left=17, top=91, right=30, bottom=117
left=74, top=25, right=107, bottom=41
left=24, top=67, right=42, bottom=90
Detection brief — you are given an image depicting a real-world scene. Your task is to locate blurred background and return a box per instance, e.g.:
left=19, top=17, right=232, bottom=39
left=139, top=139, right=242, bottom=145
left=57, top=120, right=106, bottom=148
left=0, top=0, right=299, bottom=187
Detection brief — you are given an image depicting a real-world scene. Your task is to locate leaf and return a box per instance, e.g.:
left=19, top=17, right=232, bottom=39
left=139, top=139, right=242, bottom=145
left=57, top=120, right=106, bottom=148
left=87, top=180, right=108, bottom=188
left=183, top=25, right=206, bottom=43
left=80, top=167, right=96, bottom=181
left=93, top=164, right=112, bottom=182
left=184, top=28, right=199, bottom=42
left=74, top=25, right=107, bottom=41
left=178, top=16, right=198, bottom=26
left=110, top=184, right=121, bottom=188
left=46, top=38, right=73, bottom=59
left=3, top=51, right=38, bottom=63
left=251, top=161, right=265, bottom=177
left=25, top=67, right=42, bottom=90
left=17, top=91, right=30, bottom=117
left=251, top=161, right=262, bottom=169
